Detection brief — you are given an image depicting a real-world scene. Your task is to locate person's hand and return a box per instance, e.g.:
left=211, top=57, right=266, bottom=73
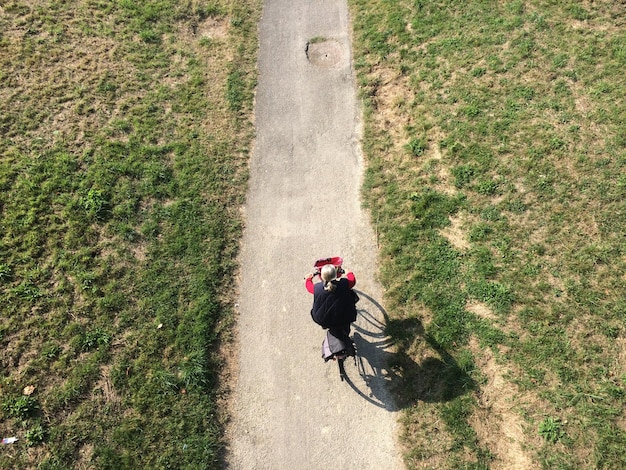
left=304, top=272, right=314, bottom=280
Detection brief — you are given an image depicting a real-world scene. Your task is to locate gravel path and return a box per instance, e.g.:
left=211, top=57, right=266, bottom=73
left=227, top=1, right=403, bottom=468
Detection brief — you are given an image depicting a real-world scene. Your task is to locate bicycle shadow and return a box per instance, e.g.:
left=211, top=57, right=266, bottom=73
left=343, top=290, right=476, bottom=410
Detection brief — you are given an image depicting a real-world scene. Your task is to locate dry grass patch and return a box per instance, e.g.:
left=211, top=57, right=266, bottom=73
left=469, top=338, right=543, bottom=469
left=440, top=214, right=470, bottom=251
left=466, top=301, right=497, bottom=322
left=401, top=404, right=455, bottom=469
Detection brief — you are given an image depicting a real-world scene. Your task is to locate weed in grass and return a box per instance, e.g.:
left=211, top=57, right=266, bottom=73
left=406, top=137, right=428, bottom=157
left=474, top=179, right=499, bottom=196
left=80, top=188, right=109, bottom=220
left=81, top=328, right=111, bottom=352
left=0, top=263, right=12, bottom=282
left=2, top=395, right=39, bottom=420
left=468, top=222, right=493, bottom=242
left=25, top=423, right=46, bottom=446
left=41, top=342, right=62, bottom=360
left=539, top=417, right=566, bottom=443
left=451, top=164, right=475, bottom=188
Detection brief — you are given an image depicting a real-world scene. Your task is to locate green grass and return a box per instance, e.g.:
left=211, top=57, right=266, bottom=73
left=0, top=1, right=259, bottom=468
left=350, top=0, right=626, bottom=468
left=3, top=1, right=625, bottom=468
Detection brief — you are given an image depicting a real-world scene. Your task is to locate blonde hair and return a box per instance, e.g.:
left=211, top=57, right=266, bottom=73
left=321, top=264, right=337, bottom=292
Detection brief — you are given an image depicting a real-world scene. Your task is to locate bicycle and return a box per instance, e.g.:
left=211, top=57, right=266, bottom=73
left=309, top=257, right=358, bottom=381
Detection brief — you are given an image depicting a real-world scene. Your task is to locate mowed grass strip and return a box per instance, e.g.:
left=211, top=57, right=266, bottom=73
left=0, top=1, right=259, bottom=468
left=349, top=0, right=625, bottom=468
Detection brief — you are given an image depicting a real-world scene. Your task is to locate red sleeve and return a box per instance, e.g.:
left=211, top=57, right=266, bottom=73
left=346, top=272, right=356, bottom=289
left=305, top=277, right=315, bottom=294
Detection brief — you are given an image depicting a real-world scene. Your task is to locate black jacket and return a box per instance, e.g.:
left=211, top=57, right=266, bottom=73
left=310, top=278, right=357, bottom=328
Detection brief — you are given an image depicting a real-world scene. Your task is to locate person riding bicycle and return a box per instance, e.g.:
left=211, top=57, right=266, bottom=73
left=305, top=264, right=357, bottom=340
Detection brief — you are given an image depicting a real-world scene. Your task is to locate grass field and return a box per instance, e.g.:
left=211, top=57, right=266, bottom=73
left=349, top=0, right=626, bottom=468
left=2, top=0, right=625, bottom=469
left=0, top=1, right=259, bottom=468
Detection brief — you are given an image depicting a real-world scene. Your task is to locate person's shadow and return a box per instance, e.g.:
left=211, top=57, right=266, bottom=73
left=343, top=290, right=476, bottom=410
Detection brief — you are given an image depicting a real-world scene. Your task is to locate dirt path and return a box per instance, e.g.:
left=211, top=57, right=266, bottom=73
left=227, top=0, right=403, bottom=468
